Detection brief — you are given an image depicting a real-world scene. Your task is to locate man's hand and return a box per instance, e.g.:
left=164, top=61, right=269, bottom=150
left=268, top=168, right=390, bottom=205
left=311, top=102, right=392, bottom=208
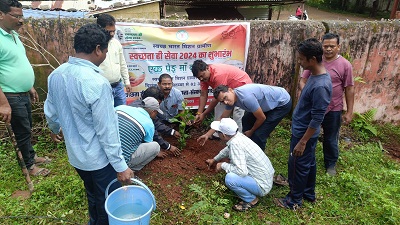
left=342, top=111, right=353, bottom=125
left=173, top=130, right=181, bottom=138
left=169, top=145, right=181, bottom=157
left=197, top=133, right=210, bottom=146
left=293, top=141, right=306, bottom=157
left=194, top=113, right=205, bottom=123
left=244, top=130, right=253, bottom=138
left=125, top=84, right=131, bottom=94
left=29, top=87, right=39, bottom=104
left=215, top=162, right=223, bottom=172
left=117, top=168, right=134, bottom=185
left=157, top=150, right=169, bottom=158
left=0, top=102, right=11, bottom=124
left=205, top=158, right=216, bottom=169
left=186, top=120, right=193, bottom=126
left=50, top=132, right=63, bottom=143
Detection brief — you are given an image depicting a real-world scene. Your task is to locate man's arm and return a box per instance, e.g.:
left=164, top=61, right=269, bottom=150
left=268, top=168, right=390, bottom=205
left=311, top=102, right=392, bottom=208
left=44, top=92, right=61, bottom=135
left=202, top=98, right=219, bottom=116
left=195, top=90, right=211, bottom=123
left=293, top=127, right=316, bottom=156
left=343, top=86, right=355, bottom=124
left=243, top=108, right=266, bottom=138
left=153, top=117, right=175, bottom=136
left=0, top=88, right=11, bottom=123
left=299, top=77, right=308, bottom=91
left=91, top=83, right=128, bottom=173
left=153, top=130, right=170, bottom=150
left=118, top=43, right=131, bottom=93
left=197, top=90, right=208, bottom=113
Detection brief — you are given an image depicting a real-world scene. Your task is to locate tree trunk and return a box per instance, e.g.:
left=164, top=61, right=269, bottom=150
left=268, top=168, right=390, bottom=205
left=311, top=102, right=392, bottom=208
left=386, top=0, right=392, bottom=12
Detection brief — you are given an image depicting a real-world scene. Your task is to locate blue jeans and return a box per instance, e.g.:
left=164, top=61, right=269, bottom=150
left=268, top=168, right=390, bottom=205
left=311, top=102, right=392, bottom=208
left=285, top=135, right=317, bottom=208
left=75, top=164, right=120, bottom=225
left=242, top=100, right=292, bottom=150
left=112, top=82, right=126, bottom=107
left=6, top=94, right=36, bottom=169
left=321, top=111, right=342, bottom=169
left=225, top=173, right=263, bottom=203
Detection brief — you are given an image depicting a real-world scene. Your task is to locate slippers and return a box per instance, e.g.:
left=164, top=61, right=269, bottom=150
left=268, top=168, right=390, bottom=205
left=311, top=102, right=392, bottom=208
left=273, top=197, right=292, bottom=209
left=29, top=166, right=50, bottom=177
left=232, top=200, right=258, bottom=212
left=34, top=155, right=52, bottom=165
left=273, top=174, right=289, bottom=186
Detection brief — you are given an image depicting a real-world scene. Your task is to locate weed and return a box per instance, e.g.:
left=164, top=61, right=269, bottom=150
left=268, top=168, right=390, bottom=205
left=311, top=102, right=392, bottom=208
left=186, top=181, right=230, bottom=224
left=169, top=101, right=195, bottom=149
left=350, top=108, right=378, bottom=139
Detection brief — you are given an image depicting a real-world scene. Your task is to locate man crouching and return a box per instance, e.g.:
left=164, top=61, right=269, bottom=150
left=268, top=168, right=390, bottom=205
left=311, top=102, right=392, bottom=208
left=205, top=118, right=275, bottom=211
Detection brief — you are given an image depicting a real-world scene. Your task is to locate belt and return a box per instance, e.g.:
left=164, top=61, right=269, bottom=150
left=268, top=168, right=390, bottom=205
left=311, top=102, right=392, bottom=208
left=4, top=92, right=29, bottom=97
left=110, top=80, right=121, bottom=88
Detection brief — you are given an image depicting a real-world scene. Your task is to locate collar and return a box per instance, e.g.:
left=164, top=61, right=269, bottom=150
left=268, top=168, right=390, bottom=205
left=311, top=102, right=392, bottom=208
left=0, top=27, right=18, bottom=37
left=67, top=56, right=103, bottom=74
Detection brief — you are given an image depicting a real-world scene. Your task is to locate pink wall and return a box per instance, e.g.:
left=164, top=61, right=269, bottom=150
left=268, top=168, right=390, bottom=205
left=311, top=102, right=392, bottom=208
left=20, top=19, right=400, bottom=122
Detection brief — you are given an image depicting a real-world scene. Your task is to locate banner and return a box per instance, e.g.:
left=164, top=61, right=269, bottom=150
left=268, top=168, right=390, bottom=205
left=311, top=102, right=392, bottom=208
left=115, top=22, right=250, bottom=107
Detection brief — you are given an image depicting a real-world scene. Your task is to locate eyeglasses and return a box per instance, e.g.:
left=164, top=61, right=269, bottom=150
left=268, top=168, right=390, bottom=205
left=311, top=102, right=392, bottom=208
left=7, top=13, right=24, bottom=19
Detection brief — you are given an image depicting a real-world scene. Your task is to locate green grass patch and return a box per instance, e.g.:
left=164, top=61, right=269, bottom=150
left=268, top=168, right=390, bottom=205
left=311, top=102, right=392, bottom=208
left=1, top=121, right=399, bottom=224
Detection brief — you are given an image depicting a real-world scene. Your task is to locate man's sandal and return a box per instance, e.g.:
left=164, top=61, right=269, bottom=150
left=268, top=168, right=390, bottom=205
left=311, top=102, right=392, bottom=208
left=273, top=174, right=289, bottom=186
left=34, top=155, right=52, bottom=165
left=232, top=201, right=258, bottom=212
left=29, top=166, right=50, bottom=177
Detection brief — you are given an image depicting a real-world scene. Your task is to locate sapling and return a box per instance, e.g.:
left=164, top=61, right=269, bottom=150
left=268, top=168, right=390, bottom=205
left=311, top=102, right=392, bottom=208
left=169, top=100, right=195, bottom=149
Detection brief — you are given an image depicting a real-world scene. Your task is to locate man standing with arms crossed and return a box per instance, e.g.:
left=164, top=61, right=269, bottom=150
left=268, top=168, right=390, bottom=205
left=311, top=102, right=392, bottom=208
left=300, top=33, right=354, bottom=176
left=0, top=0, right=50, bottom=177
left=97, top=14, right=131, bottom=106
left=191, top=59, right=252, bottom=134
left=44, top=24, right=133, bottom=225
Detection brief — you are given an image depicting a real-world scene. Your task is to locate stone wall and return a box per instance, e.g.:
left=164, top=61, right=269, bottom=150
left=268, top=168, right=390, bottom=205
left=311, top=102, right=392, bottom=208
left=20, top=19, right=400, bottom=122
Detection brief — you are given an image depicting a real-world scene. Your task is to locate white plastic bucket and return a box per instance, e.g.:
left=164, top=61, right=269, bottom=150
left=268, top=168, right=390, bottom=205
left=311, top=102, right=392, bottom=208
left=105, top=178, right=156, bottom=225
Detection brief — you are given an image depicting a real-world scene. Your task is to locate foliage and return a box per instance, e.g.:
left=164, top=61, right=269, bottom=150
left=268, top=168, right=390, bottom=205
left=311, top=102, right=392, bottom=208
left=354, top=76, right=366, bottom=83
left=1, top=118, right=400, bottom=224
left=169, top=100, right=195, bottom=149
left=306, top=0, right=386, bottom=18
left=186, top=181, right=230, bottom=224
left=201, top=112, right=214, bottom=128
left=350, top=108, right=378, bottom=139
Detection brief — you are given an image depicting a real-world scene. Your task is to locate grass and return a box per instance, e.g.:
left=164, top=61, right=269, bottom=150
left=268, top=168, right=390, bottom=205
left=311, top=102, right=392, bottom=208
left=0, top=119, right=400, bottom=224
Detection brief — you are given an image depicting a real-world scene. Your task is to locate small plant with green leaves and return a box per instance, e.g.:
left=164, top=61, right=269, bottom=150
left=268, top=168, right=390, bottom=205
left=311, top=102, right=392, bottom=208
left=186, top=181, right=230, bottom=224
left=169, top=100, right=195, bottom=149
left=350, top=108, right=378, bottom=139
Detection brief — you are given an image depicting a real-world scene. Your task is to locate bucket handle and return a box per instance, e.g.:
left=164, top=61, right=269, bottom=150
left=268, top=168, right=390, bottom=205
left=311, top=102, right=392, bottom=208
left=105, top=178, right=156, bottom=211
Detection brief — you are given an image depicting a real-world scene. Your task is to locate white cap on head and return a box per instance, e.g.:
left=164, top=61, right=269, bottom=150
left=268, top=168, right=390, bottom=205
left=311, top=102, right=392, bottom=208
left=143, top=97, right=163, bottom=114
left=210, top=118, right=238, bottom=136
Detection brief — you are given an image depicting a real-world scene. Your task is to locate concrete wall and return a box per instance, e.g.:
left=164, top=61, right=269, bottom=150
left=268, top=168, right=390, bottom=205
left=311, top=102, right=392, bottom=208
left=19, top=19, right=400, bottom=122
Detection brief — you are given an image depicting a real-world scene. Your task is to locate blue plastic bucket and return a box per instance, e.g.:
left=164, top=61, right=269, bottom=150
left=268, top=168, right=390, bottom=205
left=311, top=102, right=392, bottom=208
left=105, top=178, right=156, bottom=225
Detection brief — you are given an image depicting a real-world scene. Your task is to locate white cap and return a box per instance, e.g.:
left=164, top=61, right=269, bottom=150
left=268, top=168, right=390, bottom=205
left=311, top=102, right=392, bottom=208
left=210, top=118, right=238, bottom=136
left=143, top=97, right=163, bottom=114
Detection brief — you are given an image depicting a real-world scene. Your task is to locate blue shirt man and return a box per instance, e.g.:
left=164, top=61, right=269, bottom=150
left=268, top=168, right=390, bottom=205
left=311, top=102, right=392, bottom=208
left=207, top=84, right=292, bottom=150
left=157, top=73, right=184, bottom=122
left=44, top=23, right=133, bottom=225
left=274, top=38, right=332, bottom=210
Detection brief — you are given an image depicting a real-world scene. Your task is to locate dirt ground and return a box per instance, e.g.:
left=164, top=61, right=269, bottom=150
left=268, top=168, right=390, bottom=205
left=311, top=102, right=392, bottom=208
left=138, top=126, right=226, bottom=211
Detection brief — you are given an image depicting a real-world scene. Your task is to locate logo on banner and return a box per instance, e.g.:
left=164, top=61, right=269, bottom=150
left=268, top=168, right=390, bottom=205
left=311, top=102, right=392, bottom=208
left=176, top=30, right=189, bottom=41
